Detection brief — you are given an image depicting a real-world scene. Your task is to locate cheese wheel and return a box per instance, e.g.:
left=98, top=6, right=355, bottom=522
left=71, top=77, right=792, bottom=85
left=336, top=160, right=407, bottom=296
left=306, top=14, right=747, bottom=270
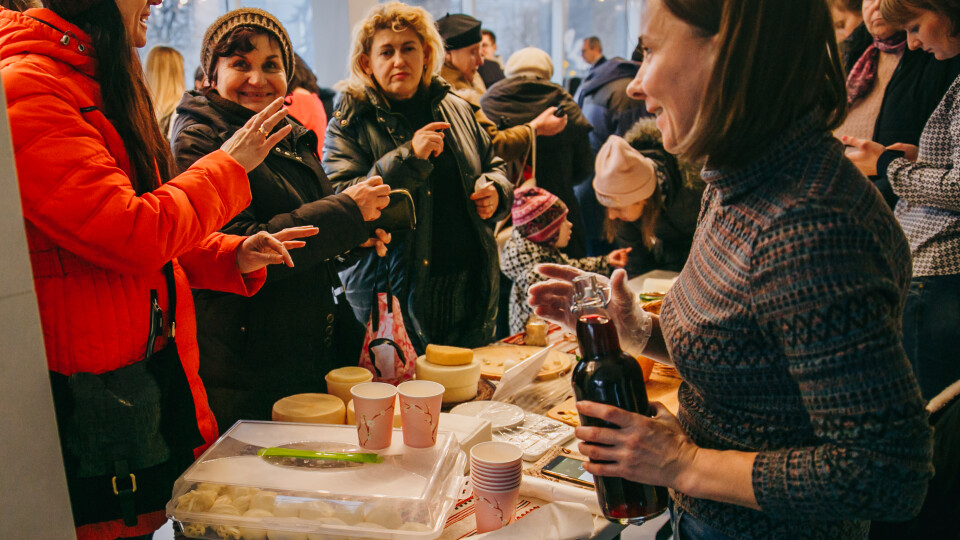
left=415, top=357, right=481, bottom=390
left=324, top=367, right=373, bottom=405
left=441, top=383, right=478, bottom=403
left=347, top=396, right=402, bottom=427
left=272, top=393, right=346, bottom=424
left=425, top=344, right=474, bottom=366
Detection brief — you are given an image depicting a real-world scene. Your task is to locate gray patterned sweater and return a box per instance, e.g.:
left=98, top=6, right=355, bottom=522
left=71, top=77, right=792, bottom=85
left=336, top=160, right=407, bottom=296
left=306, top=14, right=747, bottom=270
left=660, top=113, right=932, bottom=539
left=500, top=228, right=610, bottom=334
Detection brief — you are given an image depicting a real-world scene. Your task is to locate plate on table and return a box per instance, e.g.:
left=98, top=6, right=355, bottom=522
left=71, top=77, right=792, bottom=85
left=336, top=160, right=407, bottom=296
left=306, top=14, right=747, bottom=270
left=474, top=344, right=574, bottom=381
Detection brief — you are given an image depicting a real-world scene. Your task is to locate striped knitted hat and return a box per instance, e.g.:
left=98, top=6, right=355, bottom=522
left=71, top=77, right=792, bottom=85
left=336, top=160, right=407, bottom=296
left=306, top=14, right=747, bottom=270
left=42, top=0, right=102, bottom=17
left=201, top=8, right=295, bottom=84
left=512, top=187, right=568, bottom=246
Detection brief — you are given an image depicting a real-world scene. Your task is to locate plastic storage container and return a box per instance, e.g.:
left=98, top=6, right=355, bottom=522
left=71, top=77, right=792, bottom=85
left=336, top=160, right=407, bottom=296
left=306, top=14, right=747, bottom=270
left=167, top=421, right=466, bottom=540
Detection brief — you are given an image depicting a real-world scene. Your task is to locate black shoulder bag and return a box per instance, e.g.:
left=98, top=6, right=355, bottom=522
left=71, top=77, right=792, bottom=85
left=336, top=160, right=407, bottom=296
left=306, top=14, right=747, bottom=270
left=48, top=263, right=205, bottom=527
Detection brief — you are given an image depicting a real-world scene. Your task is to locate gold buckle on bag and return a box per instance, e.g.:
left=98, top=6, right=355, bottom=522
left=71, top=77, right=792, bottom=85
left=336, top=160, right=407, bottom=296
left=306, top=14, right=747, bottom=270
left=111, top=473, right=137, bottom=495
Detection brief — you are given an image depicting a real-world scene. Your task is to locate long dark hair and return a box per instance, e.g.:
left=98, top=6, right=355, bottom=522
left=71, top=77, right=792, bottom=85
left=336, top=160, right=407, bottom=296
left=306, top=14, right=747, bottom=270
left=58, top=2, right=174, bottom=194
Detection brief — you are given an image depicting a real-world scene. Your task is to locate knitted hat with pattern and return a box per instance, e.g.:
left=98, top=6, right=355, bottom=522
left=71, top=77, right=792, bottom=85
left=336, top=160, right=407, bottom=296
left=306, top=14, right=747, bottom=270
left=593, top=135, right=657, bottom=208
left=42, top=0, right=102, bottom=17
left=512, top=186, right=569, bottom=246
left=201, top=8, right=295, bottom=84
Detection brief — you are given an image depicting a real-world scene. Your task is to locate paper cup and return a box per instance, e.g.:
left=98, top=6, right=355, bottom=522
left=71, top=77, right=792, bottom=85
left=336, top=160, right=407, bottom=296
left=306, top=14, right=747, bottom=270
left=325, top=367, right=373, bottom=405
left=350, top=382, right=397, bottom=450
left=470, top=442, right=523, bottom=468
left=471, top=475, right=521, bottom=492
left=471, top=467, right=522, bottom=483
left=473, top=484, right=520, bottom=533
left=397, top=380, right=444, bottom=448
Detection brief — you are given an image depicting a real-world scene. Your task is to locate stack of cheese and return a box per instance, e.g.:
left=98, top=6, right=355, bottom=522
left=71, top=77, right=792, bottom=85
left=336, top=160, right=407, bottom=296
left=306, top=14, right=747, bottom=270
left=272, top=393, right=346, bottom=424
left=415, top=344, right=481, bottom=403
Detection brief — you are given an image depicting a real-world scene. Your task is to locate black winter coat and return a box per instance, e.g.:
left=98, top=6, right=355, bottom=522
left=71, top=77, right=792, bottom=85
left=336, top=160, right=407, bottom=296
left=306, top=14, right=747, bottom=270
left=322, top=79, right=511, bottom=352
left=844, top=23, right=960, bottom=207
left=171, top=91, right=368, bottom=430
left=576, top=57, right=650, bottom=153
left=480, top=75, right=593, bottom=258
left=617, top=118, right=705, bottom=277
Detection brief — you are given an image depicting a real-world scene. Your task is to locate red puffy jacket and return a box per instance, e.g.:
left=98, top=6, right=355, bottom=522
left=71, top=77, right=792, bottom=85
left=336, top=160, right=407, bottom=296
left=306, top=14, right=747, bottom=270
left=0, top=8, right=266, bottom=539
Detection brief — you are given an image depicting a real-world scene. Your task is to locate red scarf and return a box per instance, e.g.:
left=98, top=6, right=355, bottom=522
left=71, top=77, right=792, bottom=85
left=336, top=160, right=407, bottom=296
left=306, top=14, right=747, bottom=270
left=846, top=32, right=907, bottom=104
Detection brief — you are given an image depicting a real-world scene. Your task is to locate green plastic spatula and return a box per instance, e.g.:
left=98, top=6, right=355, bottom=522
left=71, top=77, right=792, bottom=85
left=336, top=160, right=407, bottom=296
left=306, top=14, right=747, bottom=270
left=256, top=447, right=383, bottom=464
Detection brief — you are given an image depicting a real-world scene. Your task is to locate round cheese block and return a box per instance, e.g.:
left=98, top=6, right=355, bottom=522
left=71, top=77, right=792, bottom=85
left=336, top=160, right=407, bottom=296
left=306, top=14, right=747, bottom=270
left=425, top=344, right=474, bottom=366
left=440, top=382, right=478, bottom=404
left=414, top=356, right=481, bottom=390
left=346, top=396, right=402, bottom=427
left=271, top=393, right=346, bottom=424
left=324, top=366, right=373, bottom=405
left=473, top=345, right=574, bottom=381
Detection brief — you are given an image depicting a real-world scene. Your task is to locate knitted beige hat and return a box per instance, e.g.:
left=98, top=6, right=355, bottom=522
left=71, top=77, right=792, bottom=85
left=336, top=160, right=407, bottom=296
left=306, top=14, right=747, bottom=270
left=504, top=47, right=553, bottom=80
left=593, top=136, right=658, bottom=208
left=201, top=8, right=295, bottom=84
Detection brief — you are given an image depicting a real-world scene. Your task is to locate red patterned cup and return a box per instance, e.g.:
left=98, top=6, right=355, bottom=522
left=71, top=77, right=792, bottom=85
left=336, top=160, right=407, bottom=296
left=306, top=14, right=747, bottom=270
left=473, top=484, right=521, bottom=533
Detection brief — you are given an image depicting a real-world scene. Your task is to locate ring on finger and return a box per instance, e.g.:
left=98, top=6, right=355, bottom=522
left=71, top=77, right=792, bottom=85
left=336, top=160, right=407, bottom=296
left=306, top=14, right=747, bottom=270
left=258, top=126, right=269, bottom=138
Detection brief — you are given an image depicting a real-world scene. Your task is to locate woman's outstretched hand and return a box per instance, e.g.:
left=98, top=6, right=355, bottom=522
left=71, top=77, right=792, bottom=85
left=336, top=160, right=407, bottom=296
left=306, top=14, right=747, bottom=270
left=236, top=225, right=318, bottom=273
left=221, top=97, right=294, bottom=173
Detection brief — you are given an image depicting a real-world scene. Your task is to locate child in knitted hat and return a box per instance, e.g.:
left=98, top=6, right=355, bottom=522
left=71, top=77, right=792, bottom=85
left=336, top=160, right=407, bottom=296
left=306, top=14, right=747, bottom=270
left=501, top=186, right=630, bottom=334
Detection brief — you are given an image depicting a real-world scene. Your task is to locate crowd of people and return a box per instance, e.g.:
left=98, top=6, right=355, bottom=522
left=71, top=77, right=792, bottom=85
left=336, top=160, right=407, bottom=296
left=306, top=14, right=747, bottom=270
left=0, top=0, right=957, bottom=539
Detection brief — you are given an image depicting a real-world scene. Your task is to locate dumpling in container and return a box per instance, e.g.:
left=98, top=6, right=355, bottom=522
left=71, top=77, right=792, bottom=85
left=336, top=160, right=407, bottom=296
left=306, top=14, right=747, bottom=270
left=300, top=501, right=335, bottom=520
left=307, top=516, right=349, bottom=540
left=176, top=489, right=218, bottom=513
left=232, top=494, right=253, bottom=514
left=363, top=502, right=402, bottom=529
left=209, top=501, right=240, bottom=516
left=273, top=499, right=303, bottom=518
left=332, top=504, right=362, bottom=525
left=180, top=522, right=207, bottom=537
left=215, top=524, right=242, bottom=539
left=250, top=491, right=279, bottom=512
left=240, top=508, right=274, bottom=540
left=225, top=485, right=260, bottom=499
left=196, top=482, right=225, bottom=495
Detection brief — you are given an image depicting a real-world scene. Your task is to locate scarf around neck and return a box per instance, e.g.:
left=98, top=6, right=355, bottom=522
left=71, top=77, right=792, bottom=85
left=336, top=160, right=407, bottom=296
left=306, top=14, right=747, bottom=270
left=846, top=31, right=907, bottom=104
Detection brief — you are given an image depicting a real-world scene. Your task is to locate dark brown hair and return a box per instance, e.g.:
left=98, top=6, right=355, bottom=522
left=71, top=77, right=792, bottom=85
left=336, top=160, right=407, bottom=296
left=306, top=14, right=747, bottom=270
left=56, top=1, right=173, bottom=193
left=481, top=29, right=496, bottom=43
left=290, top=52, right=321, bottom=95
left=206, top=26, right=283, bottom=86
left=827, top=0, right=864, bottom=13
left=881, top=0, right=960, bottom=35
left=1, top=0, right=40, bottom=10
left=662, top=0, right=847, bottom=168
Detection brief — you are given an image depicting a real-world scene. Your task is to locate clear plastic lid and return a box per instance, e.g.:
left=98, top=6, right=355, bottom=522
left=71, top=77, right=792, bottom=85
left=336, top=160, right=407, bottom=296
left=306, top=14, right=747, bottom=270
left=167, top=421, right=465, bottom=539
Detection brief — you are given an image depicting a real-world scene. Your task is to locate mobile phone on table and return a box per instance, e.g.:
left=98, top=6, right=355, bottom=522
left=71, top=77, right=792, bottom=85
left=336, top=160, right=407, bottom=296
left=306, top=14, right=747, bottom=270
left=542, top=455, right=594, bottom=488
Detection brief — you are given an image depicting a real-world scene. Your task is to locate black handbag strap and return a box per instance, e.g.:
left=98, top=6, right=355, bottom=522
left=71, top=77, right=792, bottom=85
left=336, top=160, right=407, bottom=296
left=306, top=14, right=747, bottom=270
left=370, top=257, right=395, bottom=332
left=145, top=262, right=178, bottom=361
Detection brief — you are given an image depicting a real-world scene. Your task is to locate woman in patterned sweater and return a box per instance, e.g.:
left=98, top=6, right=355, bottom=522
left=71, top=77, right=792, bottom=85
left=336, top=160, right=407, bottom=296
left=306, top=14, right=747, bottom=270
left=845, top=0, right=960, bottom=401
left=529, top=0, right=932, bottom=538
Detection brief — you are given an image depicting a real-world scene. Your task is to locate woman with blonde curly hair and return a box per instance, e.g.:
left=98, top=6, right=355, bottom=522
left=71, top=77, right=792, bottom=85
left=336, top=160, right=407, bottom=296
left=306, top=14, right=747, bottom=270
left=323, top=2, right=512, bottom=351
left=144, top=45, right=185, bottom=138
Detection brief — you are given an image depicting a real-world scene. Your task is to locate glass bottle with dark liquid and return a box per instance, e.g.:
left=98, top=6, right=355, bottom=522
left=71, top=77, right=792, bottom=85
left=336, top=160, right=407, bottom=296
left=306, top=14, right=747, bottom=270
left=570, top=275, right=668, bottom=525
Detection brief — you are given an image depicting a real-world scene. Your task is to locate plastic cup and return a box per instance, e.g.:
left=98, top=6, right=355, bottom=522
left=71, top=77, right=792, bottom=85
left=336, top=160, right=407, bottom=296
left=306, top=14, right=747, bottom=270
left=350, top=382, right=398, bottom=450
left=325, top=366, right=373, bottom=405
left=397, top=380, right=445, bottom=448
left=470, top=442, right=523, bottom=468
left=473, top=484, right=520, bottom=533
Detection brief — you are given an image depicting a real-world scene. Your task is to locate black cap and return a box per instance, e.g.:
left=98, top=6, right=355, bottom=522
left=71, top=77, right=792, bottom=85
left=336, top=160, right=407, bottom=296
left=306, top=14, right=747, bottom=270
left=436, top=13, right=482, bottom=51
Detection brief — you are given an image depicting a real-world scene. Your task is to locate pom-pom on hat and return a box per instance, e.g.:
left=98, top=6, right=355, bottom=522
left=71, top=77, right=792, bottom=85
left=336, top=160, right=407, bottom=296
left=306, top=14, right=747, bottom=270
left=512, top=187, right=569, bottom=245
left=504, top=47, right=553, bottom=80
left=593, top=135, right=658, bottom=208
left=202, top=8, right=295, bottom=84
left=42, top=0, right=102, bottom=17
left=436, top=13, right=482, bottom=51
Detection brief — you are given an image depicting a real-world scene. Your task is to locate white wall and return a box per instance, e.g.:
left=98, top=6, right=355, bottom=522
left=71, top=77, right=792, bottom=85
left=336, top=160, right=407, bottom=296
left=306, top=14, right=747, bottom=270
left=0, top=75, right=76, bottom=538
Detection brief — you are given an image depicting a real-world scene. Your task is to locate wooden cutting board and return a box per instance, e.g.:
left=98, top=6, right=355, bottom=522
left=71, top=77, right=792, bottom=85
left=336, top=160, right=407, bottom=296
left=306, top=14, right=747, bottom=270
left=473, top=344, right=574, bottom=381
left=546, top=374, right=682, bottom=427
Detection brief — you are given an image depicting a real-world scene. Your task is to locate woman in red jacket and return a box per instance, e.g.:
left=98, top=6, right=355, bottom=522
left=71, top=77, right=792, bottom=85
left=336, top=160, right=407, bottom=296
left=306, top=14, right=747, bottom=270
left=0, top=1, right=315, bottom=538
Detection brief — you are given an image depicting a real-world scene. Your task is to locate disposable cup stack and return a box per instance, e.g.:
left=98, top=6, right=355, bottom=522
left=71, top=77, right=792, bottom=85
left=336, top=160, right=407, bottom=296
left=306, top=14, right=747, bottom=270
left=469, top=441, right=523, bottom=533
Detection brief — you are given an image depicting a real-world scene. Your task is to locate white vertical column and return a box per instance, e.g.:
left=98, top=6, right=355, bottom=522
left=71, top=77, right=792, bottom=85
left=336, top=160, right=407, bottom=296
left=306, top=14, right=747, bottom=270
left=310, top=0, right=377, bottom=89
left=0, top=75, right=76, bottom=539
left=551, top=0, right=567, bottom=85
left=627, top=0, right=643, bottom=54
